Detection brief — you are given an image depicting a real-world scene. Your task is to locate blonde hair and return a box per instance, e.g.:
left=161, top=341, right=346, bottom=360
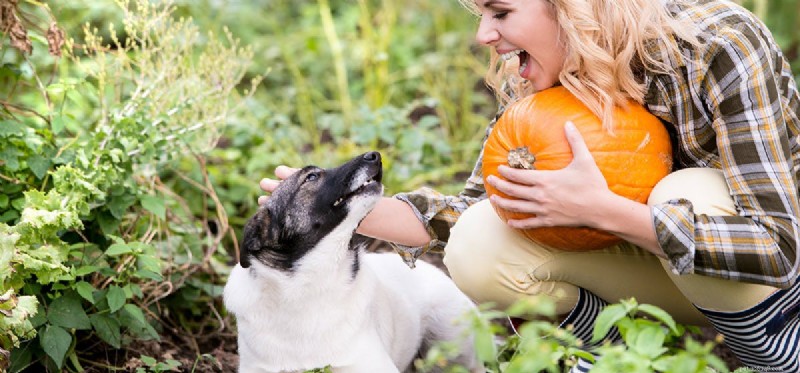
left=461, top=0, right=701, bottom=130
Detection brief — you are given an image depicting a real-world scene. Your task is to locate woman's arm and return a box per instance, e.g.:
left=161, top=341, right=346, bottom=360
left=357, top=197, right=432, bottom=247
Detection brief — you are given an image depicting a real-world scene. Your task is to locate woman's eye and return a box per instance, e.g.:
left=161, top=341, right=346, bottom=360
left=493, top=11, right=508, bottom=19
left=305, top=173, right=319, bottom=182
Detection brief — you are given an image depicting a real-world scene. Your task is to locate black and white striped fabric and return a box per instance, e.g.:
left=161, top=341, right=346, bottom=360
left=699, top=281, right=800, bottom=372
left=562, top=288, right=621, bottom=373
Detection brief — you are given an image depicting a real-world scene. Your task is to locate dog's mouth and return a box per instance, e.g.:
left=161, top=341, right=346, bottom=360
left=333, top=168, right=383, bottom=207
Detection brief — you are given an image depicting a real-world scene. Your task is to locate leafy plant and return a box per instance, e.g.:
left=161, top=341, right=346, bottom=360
left=1, top=0, right=257, bottom=369
left=415, top=297, right=732, bottom=373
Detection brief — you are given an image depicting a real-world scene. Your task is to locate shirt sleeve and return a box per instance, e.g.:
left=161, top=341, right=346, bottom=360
left=653, top=24, right=800, bottom=288
left=390, top=112, right=501, bottom=267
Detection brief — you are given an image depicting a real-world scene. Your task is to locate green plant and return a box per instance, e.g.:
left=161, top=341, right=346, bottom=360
left=416, top=297, right=732, bottom=373
left=135, top=355, right=182, bottom=373
left=1, top=0, right=257, bottom=370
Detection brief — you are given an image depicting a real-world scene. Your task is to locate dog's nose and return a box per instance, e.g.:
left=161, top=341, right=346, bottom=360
left=363, top=151, right=381, bottom=163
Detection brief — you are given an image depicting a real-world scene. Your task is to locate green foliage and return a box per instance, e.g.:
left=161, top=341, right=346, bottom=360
left=1, top=0, right=256, bottom=369
left=416, top=297, right=731, bottom=373
left=0, top=0, right=797, bottom=370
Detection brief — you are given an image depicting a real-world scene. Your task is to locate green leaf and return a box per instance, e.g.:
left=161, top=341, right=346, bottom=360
left=631, top=325, right=667, bottom=359
left=74, top=265, right=99, bottom=276
left=0, top=121, right=25, bottom=138
left=637, top=303, right=679, bottom=335
left=74, top=281, right=96, bottom=304
left=107, top=194, right=136, bottom=219
left=97, top=210, right=121, bottom=235
left=40, top=325, right=72, bottom=369
left=52, top=115, right=65, bottom=135
left=140, top=195, right=166, bottom=220
left=106, top=243, right=133, bottom=256
left=27, top=154, right=51, bottom=179
left=121, top=304, right=159, bottom=340
left=0, top=194, right=8, bottom=209
left=47, top=291, right=91, bottom=330
left=106, top=285, right=126, bottom=313
left=90, top=313, right=121, bottom=348
left=592, top=304, right=627, bottom=343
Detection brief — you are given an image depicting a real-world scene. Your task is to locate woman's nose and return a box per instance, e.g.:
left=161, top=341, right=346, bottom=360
left=475, top=16, right=499, bottom=45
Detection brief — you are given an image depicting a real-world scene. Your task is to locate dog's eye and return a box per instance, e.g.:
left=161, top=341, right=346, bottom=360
left=305, top=172, right=320, bottom=182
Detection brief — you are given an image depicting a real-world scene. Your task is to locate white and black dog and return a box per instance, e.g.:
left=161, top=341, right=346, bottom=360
left=224, top=152, right=481, bottom=373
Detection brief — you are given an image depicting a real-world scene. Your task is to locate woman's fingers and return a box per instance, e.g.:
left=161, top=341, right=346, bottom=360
left=258, top=165, right=300, bottom=203
left=487, top=174, right=537, bottom=199
left=275, top=165, right=299, bottom=179
left=259, top=178, right=280, bottom=192
left=489, top=194, right=541, bottom=214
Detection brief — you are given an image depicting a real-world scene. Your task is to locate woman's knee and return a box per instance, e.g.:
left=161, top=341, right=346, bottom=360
left=443, top=200, right=511, bottom=301
left=443, top=200, right=563, bottom=308
left=648, top=168, right=735, bottom=216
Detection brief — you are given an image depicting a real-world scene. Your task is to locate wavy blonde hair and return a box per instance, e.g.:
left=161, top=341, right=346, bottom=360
left=460, top=0, right=701, bottom=130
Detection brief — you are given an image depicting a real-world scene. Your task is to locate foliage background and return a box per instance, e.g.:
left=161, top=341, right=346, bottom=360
left=0, top=0, right=797, bottom=371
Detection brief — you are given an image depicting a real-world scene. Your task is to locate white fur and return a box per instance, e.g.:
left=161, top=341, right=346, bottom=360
left=224, top=195, right=481, bottom=373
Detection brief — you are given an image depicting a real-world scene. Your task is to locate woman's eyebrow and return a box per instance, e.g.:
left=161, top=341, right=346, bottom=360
left=482, top=0, right=508, bottom=7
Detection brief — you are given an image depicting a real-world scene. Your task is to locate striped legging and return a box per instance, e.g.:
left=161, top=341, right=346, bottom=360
left=699, top=280, right=800, bottom=372
left=567, top=284, right=800, bottom=373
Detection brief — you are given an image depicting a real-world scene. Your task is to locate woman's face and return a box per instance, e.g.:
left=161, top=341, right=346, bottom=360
left=475, top=0, right=566, bottom=91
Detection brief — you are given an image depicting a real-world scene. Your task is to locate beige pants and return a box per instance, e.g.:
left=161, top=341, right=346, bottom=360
left=443, top=168, right=779, bottom=326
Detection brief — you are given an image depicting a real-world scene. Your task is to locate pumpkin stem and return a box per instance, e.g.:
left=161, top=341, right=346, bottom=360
left=507, top=146, right=536, bottom=170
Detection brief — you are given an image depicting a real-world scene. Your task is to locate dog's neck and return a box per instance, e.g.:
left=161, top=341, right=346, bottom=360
left=248, top=220, right=368, bottom=302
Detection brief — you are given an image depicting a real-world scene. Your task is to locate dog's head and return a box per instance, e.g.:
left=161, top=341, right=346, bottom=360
left=240, top=152, right=384, bottom=270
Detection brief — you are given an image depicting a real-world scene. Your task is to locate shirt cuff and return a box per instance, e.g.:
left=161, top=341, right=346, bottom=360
left=652, top=198, right=697, bottom=275
left=390, top=193, right=446, bottom=268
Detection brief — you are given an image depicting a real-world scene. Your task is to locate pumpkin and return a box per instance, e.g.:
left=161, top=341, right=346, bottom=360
left=481, top=86, right=673, bottom=251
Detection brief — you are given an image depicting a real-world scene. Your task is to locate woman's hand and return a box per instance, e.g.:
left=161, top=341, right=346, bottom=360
left=257, top=165, right=299, bottom=205
left=486, top=121, right=612, bottom=229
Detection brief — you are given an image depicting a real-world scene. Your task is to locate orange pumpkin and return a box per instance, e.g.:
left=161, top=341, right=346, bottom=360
left=482, top=86, right=673, bottom=251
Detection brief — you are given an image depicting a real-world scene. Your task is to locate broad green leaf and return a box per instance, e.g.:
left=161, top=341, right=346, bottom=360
left=52, top=115, right=65, bottom=135
left=74, top=281, right=96, bottom=304
left=134, top=269, right=163, bottom=281
left=591, top=304, right=627, bottom=343
left=74, top=265, right=99, bottom=276
left=107, top=194, right=136, bottom=219
left=90, top=313, right=121, bottom=348
left=40, top=325, right=71, bottom=368
left=140, top=195, right=166, bottom=220
left=637, top=303, right=679, bottom=335
left=632, top=325, right=667, bottom=359
left=121, top=304, right=159, bottom=340
left=105, top=243, right=133, bottom=256
left=47, top=292, right=91, bottom=330
left=27, top=155, right=50, bottom=179
left=106, top=285, right=126, bottom=313
left=0, top=121, right=25, bottom=137
left=97, top=210, right=121, bottom=235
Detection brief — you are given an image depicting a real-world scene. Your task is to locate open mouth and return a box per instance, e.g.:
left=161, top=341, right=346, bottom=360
left=332, top=168, right=383, bottom=207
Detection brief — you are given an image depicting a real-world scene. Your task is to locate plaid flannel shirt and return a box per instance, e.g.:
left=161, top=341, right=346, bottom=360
left=393, top=0, right=800, bottom=288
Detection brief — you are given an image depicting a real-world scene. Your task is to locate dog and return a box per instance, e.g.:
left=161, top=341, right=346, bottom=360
left=224, top=151, right=482, bottom=373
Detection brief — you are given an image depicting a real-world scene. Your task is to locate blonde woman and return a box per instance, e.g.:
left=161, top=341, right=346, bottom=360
left=260, top=0, right=800, bottom=370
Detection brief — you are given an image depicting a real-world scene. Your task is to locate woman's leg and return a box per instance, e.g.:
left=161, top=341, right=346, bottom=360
left=443, top=199, right=707, bottom=325
left=443, top=199, right=701, bottom=373
left=648, top=168, right=798, bottom=371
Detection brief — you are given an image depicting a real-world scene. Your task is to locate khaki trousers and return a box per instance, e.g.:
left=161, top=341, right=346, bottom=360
left=443, top=168, right=778, bottom=326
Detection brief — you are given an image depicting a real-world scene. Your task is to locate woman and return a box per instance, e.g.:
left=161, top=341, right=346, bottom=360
left=261, top=0, right=800, bottom=370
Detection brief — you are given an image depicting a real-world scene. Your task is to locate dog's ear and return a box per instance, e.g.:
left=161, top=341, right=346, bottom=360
left=240, top=207, right=271, bottom=268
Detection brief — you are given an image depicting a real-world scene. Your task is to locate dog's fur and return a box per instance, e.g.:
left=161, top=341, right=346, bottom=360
left=224, top=152, right=481, bottom=373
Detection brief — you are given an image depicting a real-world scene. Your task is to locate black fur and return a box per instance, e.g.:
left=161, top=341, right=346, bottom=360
left=240, top=152, right=382, bottom=272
